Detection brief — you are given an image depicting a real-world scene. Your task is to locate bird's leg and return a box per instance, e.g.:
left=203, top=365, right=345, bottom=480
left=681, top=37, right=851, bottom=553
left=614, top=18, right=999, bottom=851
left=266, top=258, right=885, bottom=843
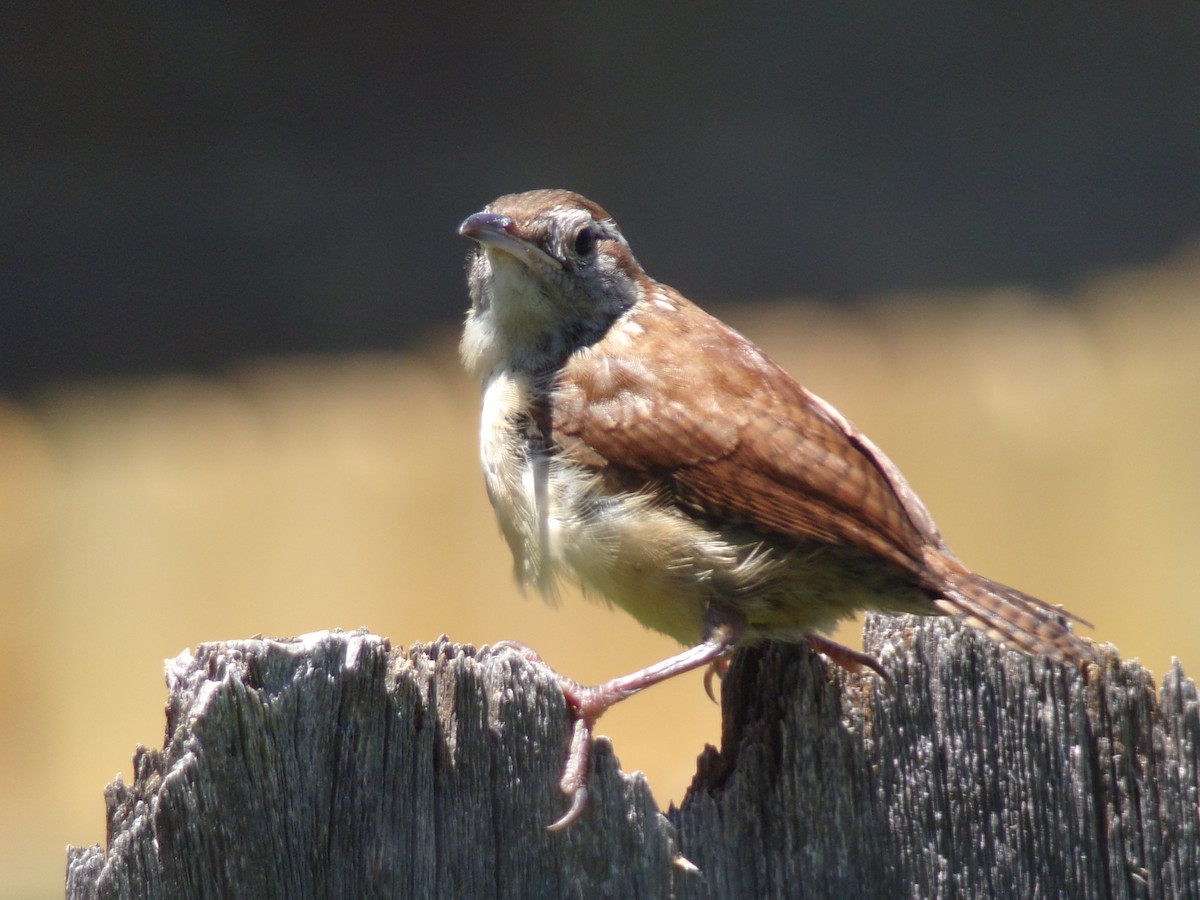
left=495, top=625, right=740, bottom=829
left=702, top=632, right=892, bottom=703
left=804, top=633, right=894, bottom=690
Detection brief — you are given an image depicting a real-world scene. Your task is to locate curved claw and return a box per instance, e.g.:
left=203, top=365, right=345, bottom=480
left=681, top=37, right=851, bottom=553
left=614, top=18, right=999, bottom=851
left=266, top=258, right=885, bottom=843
left=547, top=784, right=590, bottom=831
left=547, top=715, right=594, bottom=830
left=703, top=665, right=719, bottom=703
left=805, top=634, right=895, bottom=693
left=702, top=656, right=731, bottom=703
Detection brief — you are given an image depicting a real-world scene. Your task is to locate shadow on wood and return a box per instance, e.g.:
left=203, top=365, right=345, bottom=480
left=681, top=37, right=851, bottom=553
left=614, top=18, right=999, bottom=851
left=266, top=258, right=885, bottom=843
left=67, top=616, right=1199, bottom=898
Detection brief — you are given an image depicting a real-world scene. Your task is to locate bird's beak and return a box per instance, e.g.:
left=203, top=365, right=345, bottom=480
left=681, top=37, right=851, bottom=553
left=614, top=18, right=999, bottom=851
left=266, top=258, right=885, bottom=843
left=459, top=212, right=562, bottom=271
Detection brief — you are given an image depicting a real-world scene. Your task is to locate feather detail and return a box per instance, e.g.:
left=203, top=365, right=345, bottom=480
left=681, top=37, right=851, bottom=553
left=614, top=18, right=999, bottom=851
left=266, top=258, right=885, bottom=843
left=552, top=285, right=938, bottom=579
left=926, top=549, right=1093, bottom=662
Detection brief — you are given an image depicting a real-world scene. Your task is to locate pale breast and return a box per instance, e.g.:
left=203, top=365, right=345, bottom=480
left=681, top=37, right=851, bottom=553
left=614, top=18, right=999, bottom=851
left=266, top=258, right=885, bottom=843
left=479, top=371, right=550, bottom=592
left=479, top=370, right=770, bottom=645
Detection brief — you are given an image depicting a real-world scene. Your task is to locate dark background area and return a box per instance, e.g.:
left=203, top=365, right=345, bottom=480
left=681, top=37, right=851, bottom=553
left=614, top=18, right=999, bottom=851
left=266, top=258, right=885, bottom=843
left=3, top=4, right=1197, bottom=393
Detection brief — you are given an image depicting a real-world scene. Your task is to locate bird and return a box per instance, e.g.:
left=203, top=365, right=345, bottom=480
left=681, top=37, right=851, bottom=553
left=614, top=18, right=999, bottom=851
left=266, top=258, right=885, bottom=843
left=457, top=188, right=1092, bottom=829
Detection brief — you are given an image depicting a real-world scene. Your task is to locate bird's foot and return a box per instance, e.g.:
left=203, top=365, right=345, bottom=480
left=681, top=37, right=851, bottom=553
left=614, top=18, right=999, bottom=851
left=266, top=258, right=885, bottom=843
left=493, top=633, right=738, bottom=829
left=702, top=655, right=733, bottom=702
left=805, top=633, right=894, bottom=691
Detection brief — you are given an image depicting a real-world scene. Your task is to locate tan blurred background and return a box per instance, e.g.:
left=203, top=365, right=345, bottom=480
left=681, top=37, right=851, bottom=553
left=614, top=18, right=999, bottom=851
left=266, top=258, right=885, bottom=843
left=3, top=248, right=1198, bottom=895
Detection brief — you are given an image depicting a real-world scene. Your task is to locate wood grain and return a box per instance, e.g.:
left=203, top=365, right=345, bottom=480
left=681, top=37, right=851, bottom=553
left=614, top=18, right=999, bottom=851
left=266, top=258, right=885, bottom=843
left=67, top=619, right=1197, bottom=898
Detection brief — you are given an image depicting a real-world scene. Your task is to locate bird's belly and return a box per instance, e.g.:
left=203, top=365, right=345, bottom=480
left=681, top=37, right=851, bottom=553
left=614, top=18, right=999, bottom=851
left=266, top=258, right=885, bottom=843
left=478, top=373, right=930, bottom=648
left=556, top=491, right=727, bottom=645
left=482, top=447, right=725, bottom=643
left=555, top=490, right=931, bottom=645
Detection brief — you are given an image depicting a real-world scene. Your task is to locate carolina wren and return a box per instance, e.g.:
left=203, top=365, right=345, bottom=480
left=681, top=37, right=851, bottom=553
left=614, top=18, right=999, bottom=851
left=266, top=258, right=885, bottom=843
left=458, top=189, right=1092, bottom=828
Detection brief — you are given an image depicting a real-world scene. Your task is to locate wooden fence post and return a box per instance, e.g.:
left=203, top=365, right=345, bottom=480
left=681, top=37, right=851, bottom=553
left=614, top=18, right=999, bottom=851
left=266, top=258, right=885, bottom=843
left=66, top=616, right=1199, bottom=898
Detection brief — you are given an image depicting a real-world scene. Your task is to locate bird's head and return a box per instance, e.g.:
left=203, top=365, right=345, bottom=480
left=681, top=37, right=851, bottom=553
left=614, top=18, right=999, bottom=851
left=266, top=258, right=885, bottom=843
left=458, top=189, right=646, bottom=375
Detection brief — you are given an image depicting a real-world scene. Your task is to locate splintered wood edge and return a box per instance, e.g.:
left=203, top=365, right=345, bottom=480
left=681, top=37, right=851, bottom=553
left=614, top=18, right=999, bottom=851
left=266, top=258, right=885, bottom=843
left=67, top=619, right=1198, bottom=898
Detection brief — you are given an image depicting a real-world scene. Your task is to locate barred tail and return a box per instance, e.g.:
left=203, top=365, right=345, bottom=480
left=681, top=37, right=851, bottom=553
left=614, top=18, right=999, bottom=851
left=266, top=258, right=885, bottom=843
left=927, top=552, right=1094, bottom=663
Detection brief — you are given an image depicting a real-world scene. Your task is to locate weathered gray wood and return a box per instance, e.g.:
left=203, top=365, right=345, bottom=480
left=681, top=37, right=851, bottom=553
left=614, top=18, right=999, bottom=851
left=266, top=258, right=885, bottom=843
left=67, top=617, right=1199, bottom=899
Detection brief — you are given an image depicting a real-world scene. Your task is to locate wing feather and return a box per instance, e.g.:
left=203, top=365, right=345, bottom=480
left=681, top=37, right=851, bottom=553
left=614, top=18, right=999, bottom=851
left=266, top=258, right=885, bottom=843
left=552, top=288, right=942, bottom=579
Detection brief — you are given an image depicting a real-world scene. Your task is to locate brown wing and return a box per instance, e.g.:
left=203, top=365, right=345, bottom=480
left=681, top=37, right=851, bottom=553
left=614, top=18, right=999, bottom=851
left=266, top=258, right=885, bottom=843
left=551, top=287, right=944, bottom=580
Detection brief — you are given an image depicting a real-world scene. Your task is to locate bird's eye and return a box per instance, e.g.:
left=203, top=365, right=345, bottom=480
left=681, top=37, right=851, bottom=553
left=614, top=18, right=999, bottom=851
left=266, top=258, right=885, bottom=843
left=572, top=226, right=596, bottom=258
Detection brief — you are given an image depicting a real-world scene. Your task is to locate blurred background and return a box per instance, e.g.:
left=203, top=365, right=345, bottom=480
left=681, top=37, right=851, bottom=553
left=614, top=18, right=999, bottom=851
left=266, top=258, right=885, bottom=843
left=3, top=5, right=1199, bottom=896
